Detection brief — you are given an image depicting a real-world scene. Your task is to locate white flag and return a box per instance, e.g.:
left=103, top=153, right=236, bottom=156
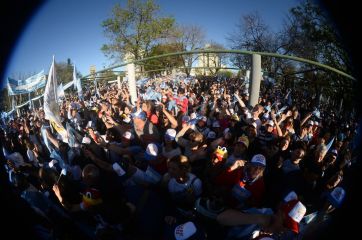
left=57, top=83, right=65, bottom=101
left=73, top=64, right=77, bottom=90
left=73, top=64, right=83, bottom=100
left=44, top=56, right=68, bottom=143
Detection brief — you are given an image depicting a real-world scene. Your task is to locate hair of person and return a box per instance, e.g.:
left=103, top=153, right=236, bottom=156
left=38, top=167, right=58, bottom=189
left=189, top=131, right=204, bottom=144
left=169, top=155, right=191, bottom=172
left=178, top=88, right=185, bottom=94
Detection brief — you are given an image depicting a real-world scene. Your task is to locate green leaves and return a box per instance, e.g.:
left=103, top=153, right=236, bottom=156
left=102, top=0, right=175, bottom=62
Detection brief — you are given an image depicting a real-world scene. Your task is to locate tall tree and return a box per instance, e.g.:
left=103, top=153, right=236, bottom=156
left=283, top=1, right=351, bottom=71
left=282, top=0, right=354, bottom=103
left=171, top=24, right=206, bottom=76
left=0, top=88, right=10, bottom=111
left=227, top=11, right=281, bottom=73
left=102, top=0, right=175, bottom=63
left=143, top=43, right=184, bottom=76
left=55, top=59, right=82, bottom=84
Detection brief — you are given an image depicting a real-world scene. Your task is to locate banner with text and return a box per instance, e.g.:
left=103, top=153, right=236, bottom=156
left=7, top=70, right=46, bottom=95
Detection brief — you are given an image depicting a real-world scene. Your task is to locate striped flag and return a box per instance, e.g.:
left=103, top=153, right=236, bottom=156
left=44, top=56, right=68, bottom=143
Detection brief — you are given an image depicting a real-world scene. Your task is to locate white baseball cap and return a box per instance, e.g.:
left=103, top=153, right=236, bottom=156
left=174, top=221, right=197, bottom=240
left=249, top=122, right=257, bottom=129
left=250, top=154, right=266, bottom=167
left=207, top=131, right=217, bottom=139
left=122, top=131, right=134, bottom=140
left=165, top=128, right=177, bottom=141
left=190, top=112, right=197, bottom=119
left=282, top=199, right=307, bottom=233
left=327, top=186, right=345, bottom=208
left=200, top=116, right=207, bottom=122
left=82, top=136, right=91, bottom=144
left=266, top=120, right=274, bottom=127
left=145, top=143, right=158, bottom=159
left=288, top=201, right=307, bottom=224
left=284, top=191, right=298, bottom=202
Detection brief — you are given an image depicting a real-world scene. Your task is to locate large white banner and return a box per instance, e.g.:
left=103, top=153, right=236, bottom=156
left=7, top=70, right=46, bottom=95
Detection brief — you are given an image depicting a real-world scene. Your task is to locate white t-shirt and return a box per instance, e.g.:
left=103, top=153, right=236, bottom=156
left=168, top=173, right=202, bottom=198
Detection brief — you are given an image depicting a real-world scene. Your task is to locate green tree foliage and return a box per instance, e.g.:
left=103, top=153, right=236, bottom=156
left=143, top=43, right=184, bottom=76
left=55, top=58, right=82, bottom=84
left=0, top=88, right=10, bottom=111
left=217, top=70, right=234, bottom=79
left=283, top=0, right=354, bottom=105
left=227, top=2, right=353, bottom=107
left=102, top=0, right=175, bottom=62
left=97, top=70, right=118, bottom=85
left=284, top=1, right=351, bottom=71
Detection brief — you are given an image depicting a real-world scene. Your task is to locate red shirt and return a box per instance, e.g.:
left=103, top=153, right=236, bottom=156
left=238, top=170, right=265, bottom=207
left=219, top=118, right=230, bottom=130
left=175, top=96, right=188, bottom=113
left=146, top=111, right=159, bottom=125
left=214, top=167, right=265, bottom=208
left=214, top=167, right=242, bottom=187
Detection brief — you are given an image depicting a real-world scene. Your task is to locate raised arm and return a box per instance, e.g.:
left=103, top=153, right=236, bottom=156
left=45, top=128, right=60, bottom=150
left=161, top=103, right=178, bottom=128
left=300, top=112, right=313, bottom=127
left=271, top=111, right=283, bottom=137
left=234, top=92, right=246, bottom=108
left=175, top=124, right=191, bottom=147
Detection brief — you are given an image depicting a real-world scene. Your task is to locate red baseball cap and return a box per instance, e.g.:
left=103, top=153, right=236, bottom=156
left=281, top=199, right=306, bottom=233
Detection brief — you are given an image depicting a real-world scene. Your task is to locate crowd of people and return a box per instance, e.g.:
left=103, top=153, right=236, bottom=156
left=0, top=74, right=359, bottom=239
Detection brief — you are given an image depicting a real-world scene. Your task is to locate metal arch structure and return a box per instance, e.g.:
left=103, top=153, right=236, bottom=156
left=81, top=49, right=355, bottom=106
left=7, top=49, right=355, bottom=113
left=81, top=49, right=356, bottom=80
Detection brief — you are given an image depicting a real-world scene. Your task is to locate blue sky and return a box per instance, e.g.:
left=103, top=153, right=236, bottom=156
left=4, top=0, right=299, bottom=84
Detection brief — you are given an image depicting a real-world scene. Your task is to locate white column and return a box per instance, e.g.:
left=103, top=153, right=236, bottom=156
left=245, top=70, right=250, bottom=93
left=127, top=63, right=137, bottom=105
left=117, top=75, right=121, bottom=90
left=249, top=54, right=262, bottom=107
